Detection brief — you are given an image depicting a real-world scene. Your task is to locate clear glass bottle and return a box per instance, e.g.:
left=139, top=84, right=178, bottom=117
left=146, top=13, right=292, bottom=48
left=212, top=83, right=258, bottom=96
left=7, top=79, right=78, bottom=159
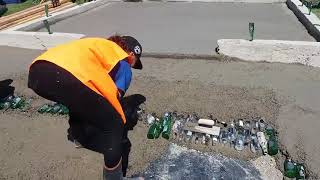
left=235, top=129, right=245, bottom=151
left=147, top=114, right=156, bottom=125
left=184, top=130, right=193, bottom=143
left=244, top=129, right=251, bottom=145
left=258, top=118, right=266, bottom=131
left=219, top=130, right=229, bottom=144
left=257, top=131, right=268, bottom=155
left=227, top=125, right=236, bottom=143
left=162, top=113, right=172, bottom=140
left=296, top=163, right=306, bottom=179
left=250, top=135, right=260, bottom=153
left=172, top=120, right=182, bottom=140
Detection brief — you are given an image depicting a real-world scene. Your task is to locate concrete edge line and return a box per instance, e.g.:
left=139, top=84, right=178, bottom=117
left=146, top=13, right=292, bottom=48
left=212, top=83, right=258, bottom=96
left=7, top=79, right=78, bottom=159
left=143, top=0, right=286, bottom=3
left=0, top=31, right=85, bottom=50
left=287, top=0, right=320, bottom=41
left=216, top=39, right=320, bottom=68
left=142, top=52, right=221, bottom=60
left=4, top=0, right=118, bottom=32
left=6, top=0, right=287, bottom=32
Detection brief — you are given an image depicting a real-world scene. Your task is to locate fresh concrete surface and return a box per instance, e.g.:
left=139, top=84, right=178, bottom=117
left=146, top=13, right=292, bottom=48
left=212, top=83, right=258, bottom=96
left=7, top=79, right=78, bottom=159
left=38, top=2, right=315, bottom=55
left=217, top=39, right=320, bottom=67
left=287, top=0, right=320, bottom=41
left=0, top=31, right=85, bottom=50
left=1, top=46, right=320, bottom=178
left=6, top=0, right=119, bottom=32
left=0, top=46, right=43, bottom=76
left=133, top=58, right=320, bottom=178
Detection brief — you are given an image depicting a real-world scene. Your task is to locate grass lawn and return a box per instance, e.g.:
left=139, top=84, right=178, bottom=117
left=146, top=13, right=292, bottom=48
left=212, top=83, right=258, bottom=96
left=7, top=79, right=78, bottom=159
left=313, top=8, right=320, bottom=18
left=0, top=0, right=37, bottom=17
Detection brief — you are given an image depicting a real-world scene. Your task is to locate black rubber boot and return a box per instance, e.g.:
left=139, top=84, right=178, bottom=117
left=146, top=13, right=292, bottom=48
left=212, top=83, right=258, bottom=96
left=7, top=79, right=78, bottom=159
left=103, top=164, right=123, bottom=180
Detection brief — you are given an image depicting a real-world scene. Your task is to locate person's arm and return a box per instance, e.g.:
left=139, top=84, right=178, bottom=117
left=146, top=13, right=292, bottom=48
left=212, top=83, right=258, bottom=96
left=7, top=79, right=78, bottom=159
left=109, top=60, right=132, bottom=99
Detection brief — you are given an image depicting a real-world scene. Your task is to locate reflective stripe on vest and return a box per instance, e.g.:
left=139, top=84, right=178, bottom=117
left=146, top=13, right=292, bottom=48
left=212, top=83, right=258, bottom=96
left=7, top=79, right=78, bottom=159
left=31, top=38, right=128, bottom=123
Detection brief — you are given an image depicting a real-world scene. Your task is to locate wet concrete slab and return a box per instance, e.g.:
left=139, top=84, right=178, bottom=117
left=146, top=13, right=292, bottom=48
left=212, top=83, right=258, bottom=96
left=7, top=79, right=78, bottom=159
left=38, top=2, right=315, bottom=55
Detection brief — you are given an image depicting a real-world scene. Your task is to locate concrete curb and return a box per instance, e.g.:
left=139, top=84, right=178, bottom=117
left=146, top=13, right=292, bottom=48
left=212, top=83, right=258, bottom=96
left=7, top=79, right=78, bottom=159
left=0, top=0, right=116, bottom=50
left=5, top=0, right=119, bottom=32
left=287, top=0, right=320, bottom=41
left=0, top=31, right=85, bottom=50
left=217, top=39, right=320, bottom=67
left=144, top=0, right=286, bottom=3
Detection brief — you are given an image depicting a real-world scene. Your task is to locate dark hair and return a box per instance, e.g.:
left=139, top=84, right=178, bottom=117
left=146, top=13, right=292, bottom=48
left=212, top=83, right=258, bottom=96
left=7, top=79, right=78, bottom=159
left=108, top=35, right=130, bottom=52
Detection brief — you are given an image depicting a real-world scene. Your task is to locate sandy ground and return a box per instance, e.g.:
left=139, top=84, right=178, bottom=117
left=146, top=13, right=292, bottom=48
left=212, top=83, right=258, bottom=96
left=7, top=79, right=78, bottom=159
left=1, top=47, right=320, bottom=179
left=0, top=70, right=279, bottom=179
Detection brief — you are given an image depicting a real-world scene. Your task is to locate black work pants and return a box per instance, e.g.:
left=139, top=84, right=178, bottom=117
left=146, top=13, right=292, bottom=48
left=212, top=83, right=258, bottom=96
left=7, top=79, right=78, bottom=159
left=28, top=60, right=124, bottom=168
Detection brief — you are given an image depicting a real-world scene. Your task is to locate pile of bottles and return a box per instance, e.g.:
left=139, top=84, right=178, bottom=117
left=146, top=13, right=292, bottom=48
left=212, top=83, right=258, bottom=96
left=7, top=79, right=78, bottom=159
left=284, top=158, right=306, bottom=179
left=0, top=95, right=31, bottom=111
left=37, top=103, right=69, bottom=115
left=188, top=117, right=278, bottom=156
left=145, top=112, right=279, bottom=156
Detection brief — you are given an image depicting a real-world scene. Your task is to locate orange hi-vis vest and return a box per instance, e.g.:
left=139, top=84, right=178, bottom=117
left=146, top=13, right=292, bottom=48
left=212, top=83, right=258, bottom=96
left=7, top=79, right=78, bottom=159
left=32, top=38, right=128, bottom=123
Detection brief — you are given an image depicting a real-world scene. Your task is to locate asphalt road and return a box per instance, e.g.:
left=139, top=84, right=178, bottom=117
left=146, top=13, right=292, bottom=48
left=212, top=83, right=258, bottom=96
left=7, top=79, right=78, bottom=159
left=39, top=2, right=315, bottom=55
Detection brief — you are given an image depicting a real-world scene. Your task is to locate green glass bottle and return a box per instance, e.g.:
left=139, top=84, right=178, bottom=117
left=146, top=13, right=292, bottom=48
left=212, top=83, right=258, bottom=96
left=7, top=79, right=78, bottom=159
left=284, top=159, right=297, bottom=178
left=21, top=99, right=32, bottom=112
left=38, top=104, right=50, bottom=114
left=147, top=121, right=162, bottom=139
left=0, top=101, right=11, bottom=110
left=1, top=96, right=13, bottom=110
left=265, top=125, right=275, bottom=138
left=11, top=96, right=25, bottom=109
left=162, top=113, right=172, bottom=140
left=45, top=105, right=53, bottom=113
left=50, top=104, right=61, bottom=114
left=58, top=104, right=69, bottom=115
left=267, top=136, right=278, bottom=155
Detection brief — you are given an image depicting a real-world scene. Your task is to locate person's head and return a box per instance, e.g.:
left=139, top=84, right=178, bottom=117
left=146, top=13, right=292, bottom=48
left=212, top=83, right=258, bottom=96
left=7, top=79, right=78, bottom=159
left=108, top=35, right=143, bottom=69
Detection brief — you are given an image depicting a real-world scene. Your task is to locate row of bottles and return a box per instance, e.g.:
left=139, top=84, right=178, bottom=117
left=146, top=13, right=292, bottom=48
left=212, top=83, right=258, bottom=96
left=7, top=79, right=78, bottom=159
left=0, top=95, right=30, bottom=111
left=174, top=117, right=278, bottom=156
left=0, top=95, right=68, bottom=115
left=146, top=112, right=278, bottom=156
left=38, top=103, right=69, bottom=115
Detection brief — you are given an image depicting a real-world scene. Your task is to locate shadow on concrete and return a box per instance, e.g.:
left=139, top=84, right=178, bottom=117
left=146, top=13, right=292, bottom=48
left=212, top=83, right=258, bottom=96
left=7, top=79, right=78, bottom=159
left=120, top=94, right=146, bottom=176
left=67, top=94, right=146, bottom=177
